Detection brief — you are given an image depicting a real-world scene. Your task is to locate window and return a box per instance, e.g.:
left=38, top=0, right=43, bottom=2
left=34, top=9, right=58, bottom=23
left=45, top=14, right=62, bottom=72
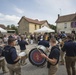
left=7, top=30, right=15, bottom=34
left=64, top=23, right=67, bottom=29
left=71, top=22, right=76, bottom=28
left=42, top=25, right=44, bottom=27
left=39, top=25, right=41, bottom=28
left=35, top=25, right=36, bottom=30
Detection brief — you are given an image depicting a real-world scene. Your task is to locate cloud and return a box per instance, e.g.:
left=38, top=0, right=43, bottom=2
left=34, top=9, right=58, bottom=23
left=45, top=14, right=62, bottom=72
left=14, top=7, right=24, bottom=14
left=33, top=0, right=76, bottom=24
left=34, top=0, right=76, bottom=14
left=0, top=13, right=20, bottom=26
left=0, top=0, right=76, bottom=26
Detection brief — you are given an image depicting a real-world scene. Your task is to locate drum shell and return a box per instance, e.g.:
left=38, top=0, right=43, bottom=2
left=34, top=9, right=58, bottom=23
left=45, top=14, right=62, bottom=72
left=18, top=52, right=26, bottom=57
left=37, top=45, right=47, bottom=53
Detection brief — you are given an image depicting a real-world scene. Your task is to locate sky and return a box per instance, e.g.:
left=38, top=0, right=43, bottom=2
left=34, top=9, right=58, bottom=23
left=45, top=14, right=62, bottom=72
left=0, top=0, right=76, bottom=26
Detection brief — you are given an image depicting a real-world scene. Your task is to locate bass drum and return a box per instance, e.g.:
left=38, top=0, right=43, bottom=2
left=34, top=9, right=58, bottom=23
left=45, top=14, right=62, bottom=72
left=37, top=45, right=47, bottom=53
left=29, top=48, right=47, bottom=67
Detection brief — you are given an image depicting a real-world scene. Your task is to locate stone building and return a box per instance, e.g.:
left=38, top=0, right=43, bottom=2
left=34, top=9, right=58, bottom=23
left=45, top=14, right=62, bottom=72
left=18, top=16, right=50, bottom=34
left=56, top=13, right=76, bottom=33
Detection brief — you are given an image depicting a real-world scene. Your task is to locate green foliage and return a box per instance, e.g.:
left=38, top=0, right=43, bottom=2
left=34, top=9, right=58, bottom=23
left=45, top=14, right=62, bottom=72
left=49, top=24, right=57, bottom=32
left=7, top=24, right=18, bottom=34
left=7, top=25, right=10, bottom=29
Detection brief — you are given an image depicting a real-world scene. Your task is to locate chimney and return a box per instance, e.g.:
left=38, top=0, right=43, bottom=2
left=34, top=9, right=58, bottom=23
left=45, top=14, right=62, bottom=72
left=58, top=14, right=60, bottom=18
left=35, top=19, right=38, bottom=21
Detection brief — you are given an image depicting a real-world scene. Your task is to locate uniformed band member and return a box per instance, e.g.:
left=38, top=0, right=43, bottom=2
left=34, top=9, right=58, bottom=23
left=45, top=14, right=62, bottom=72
left=0, top=57, right=8, bottom=74
left=41, top=38, right=60, bottom=75
left=0, top=45, right=8, bottom=74
left=38, top=35, right=50, bottom=52
left=62, top=35, right=76, bottom=75
left=38, top=39, right=49, bottom=48
left=3, top=38, right=21, bottom=75
left=18, top=36, right=28, bottom=66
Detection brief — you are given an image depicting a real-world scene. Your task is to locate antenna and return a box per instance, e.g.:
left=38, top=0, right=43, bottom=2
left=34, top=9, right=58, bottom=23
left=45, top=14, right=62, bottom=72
left=59, top=8, right=62, bottom=15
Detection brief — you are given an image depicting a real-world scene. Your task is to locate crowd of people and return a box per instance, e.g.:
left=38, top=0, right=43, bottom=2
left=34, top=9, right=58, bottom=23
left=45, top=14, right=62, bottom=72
left=0, top=32, right=76, bottom=75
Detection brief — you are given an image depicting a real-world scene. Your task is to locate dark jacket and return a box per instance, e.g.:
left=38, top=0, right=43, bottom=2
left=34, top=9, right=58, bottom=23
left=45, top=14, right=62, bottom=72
left=18, top=40, right=28, bottom=50
left=62, top=40, right=76, bottom=56
left=38, top=40, right=50, bottom=48
left=3, top=45, right=19, bottom=64
left=47, top=45, right=60, bottom=68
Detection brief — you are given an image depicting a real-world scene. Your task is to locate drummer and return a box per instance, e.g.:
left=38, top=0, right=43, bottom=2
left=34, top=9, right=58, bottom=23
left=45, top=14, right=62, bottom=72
left=41, top=38, right=60, bottom=75
left=38, top=35, right=50, bottom=51
left=3, top=37, right=21, bottom=75
left=18, top=36, right=28, bottom=66
left=0, top=45, right=8, bottom=74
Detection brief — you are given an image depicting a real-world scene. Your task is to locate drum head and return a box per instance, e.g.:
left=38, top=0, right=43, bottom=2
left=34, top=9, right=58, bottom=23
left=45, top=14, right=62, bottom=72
left=29, top=48, right=46, bottom=66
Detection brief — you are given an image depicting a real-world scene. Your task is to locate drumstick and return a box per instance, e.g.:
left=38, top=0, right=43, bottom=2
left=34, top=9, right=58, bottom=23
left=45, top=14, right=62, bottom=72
left=38, top=50, right=42, bottom=54
left=37, top=48, right=43, bottom=54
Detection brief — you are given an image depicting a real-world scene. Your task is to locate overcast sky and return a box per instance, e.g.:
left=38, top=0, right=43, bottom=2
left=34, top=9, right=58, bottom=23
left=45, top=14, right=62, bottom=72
left=0, top=0, right=76, bottom=26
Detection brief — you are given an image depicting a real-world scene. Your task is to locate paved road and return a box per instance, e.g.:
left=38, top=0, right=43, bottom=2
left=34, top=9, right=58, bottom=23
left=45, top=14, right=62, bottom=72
left=0, top=44, right=67, bottom=75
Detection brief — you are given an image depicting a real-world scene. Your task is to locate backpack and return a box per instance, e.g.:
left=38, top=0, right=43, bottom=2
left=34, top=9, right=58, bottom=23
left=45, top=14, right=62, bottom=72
left=0, top=46, right=12, bottom=57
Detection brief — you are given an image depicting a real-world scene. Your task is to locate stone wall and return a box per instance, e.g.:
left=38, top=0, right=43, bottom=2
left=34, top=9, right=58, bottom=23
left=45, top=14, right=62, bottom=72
left=18, top=18, right=29, bottom=34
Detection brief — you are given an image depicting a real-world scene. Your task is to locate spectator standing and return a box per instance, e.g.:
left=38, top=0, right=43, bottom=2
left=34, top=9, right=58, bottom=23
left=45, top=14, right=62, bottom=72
left=3, top=35, right=8, bottom=45
left=30, top=34, right=34, bottom=44
left=62, top=35, right=76, bottom=75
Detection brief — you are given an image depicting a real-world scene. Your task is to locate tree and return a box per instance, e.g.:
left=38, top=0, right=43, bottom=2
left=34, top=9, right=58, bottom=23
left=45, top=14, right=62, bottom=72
left=11, top=24, right=18, bottom=34
left=49, top=24, right=57, bottom=32
left=7, top=24, right=18, bottom=34
left=7, top=25, right=10, bottom=30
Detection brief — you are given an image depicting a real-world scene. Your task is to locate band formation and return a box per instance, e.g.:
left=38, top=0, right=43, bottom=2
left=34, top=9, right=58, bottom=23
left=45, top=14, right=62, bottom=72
left=0, top=32, right=76, bottom=75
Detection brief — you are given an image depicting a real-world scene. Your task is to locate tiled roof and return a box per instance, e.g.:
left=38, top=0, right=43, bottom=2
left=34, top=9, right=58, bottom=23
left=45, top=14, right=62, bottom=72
left=0, top=24, right=6, bottom=29
left=18, top=16, right=47, bottom=25
left=56, top=13, right=76, bottom=23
